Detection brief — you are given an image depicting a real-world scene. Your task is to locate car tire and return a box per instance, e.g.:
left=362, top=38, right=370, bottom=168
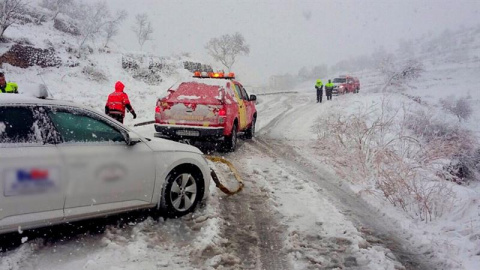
left=160, top=168, right=203, bottom=218
left=223, top=123, right=237, bottom=152
left=245, top=117, right=256, bottom=139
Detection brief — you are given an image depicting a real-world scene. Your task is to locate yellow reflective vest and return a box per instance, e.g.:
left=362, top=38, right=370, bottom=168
left=325, top=82, right=334, bottom=90
left=0, top=82, right=18, bottom=93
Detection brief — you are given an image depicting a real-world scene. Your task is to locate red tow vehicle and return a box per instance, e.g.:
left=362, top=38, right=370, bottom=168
left=154, top=72, right=257, bottom=151
left=332, top=75, right=360, bottom=95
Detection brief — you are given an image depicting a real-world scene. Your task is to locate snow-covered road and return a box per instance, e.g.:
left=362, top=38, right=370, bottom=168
left=0, top=91, right=467, bottom=270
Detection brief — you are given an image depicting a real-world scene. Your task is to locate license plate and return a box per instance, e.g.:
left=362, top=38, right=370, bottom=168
left=176, top=130, right=200, bottom=137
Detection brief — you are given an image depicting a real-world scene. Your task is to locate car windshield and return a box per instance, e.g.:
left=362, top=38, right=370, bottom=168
left=333, top=78, right=346, bottom=83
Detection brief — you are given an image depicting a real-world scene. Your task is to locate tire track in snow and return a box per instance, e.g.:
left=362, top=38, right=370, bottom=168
left=213, top=156, right=291, bottom=270
left=248, top=134, right=436, bottom=270
left=248, top=92, right=438, bottom=269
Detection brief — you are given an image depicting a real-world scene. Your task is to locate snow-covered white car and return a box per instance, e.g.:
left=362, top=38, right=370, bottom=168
left=0, top=94, right=211, bottom=235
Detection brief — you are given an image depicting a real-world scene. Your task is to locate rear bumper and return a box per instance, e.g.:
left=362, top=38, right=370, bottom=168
left=155, top=124, right=225, bottom=140
left=332, top=87, right=345, bottom=95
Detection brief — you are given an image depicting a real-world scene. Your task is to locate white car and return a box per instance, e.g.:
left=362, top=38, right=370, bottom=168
left=0, top=94, right=211, bottom=235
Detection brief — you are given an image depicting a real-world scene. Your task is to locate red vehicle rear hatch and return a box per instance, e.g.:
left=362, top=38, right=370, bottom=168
left=156, top=82, right=230, bottom=127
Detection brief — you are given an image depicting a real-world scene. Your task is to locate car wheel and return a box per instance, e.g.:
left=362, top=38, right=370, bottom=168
left=223, top=123, right=237, bottom=152
left=245, top=117, right=256, bottom=139
left=160, top=168, right=203, bottom=218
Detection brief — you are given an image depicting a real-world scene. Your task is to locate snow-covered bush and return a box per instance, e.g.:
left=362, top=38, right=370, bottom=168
left=439, top=95, right=472, bottom=122
left=64, top=58, right=79, bottom=67
left=313, top=96, right=463, bottom=221
left=122, top=56, right=139, bottom=70
left=121, top=55, right=181, bottom=85
left=82, top=65, right=107, bottom=82
left=406, top=108, right=477, bottom=184
left=132, top=68, right=162, bottom=85
left=53, top=18, right=80, bottom=36
left=183, top=61, right=213, bottom=73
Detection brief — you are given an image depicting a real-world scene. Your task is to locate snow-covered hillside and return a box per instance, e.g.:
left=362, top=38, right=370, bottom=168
left=1, top=3, right=211, bottom=128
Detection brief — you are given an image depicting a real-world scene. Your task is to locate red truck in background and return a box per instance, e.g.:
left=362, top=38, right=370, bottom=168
left=332, top=75, right=360, bottom=95
left=154, top=72, right=257, bottom=152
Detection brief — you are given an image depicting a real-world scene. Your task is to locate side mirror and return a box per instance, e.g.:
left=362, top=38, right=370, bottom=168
left=249, top=95, right=257, bottom=102
left=126, top=131, right=142, bottom=146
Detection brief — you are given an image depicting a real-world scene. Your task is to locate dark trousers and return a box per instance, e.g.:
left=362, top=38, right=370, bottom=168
left=108, top=112, right=124, bottom=123
left=316, top=89, right=323, bottom=103
left=326, top=90, right=332, bottom=100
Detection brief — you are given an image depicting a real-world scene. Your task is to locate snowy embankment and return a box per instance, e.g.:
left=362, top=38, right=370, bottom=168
left=3, top=11, right=200, bottom=128
left=276, top=91, right=479, bottom=269
left=275, top=48, right=480, bottom=267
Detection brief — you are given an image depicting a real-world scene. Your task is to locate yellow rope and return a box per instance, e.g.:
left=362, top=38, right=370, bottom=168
left=205, top=155, right=244, bottom=195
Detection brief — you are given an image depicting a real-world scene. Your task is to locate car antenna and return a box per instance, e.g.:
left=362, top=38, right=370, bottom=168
left=36, top=68, right=55, bottom=99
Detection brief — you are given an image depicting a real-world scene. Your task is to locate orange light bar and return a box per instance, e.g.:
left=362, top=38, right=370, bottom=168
left=210, top=72, right=224, bottom=78
left=194, top=71, right=234, bottom=79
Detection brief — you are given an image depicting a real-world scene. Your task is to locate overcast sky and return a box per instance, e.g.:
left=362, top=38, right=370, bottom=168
left=92, top=0, right=480, bottom=85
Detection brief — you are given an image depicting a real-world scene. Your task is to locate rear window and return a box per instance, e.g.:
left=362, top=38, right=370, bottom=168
left=333, top=78, right=346, bottom=83
left=167, top=82, right=224, bottom=104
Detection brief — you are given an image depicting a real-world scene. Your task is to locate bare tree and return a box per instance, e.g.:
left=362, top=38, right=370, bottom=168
left=205, top=32, right=250, bottom=71
left=40, top=0, right=73, bottom=20
left=103, top=10, right=127, bottom=48
left=76, top=1, right=127, bottom=51
left=0, top=0, right=26, bottom=40
left=132, top=13, right=153, bottom=51
left=381, top=59, right=424, bottom=91
left=77, top=1, right=109, bottom=49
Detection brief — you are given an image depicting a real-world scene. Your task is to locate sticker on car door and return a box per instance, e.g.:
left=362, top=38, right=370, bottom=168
left=3, top=167, right=61, bottom=196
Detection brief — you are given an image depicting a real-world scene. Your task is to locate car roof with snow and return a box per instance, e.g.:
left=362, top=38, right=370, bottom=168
left=0, top=93, right=91, bottom=109
left=169, top=77, right=234, bottom=91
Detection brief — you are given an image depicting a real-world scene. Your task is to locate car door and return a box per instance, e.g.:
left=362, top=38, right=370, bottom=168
left=347, top=78, right=354, bottom=92
left=46, top=106, right=156, bottom=218
left=232, top=83, right=248, bottom=130
left=238, top=84, right=254, bottom=125
left=0, top=106, right=65, bottom=232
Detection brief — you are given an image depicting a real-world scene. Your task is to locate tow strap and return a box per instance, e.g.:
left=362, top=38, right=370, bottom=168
left=206, top=156, right=244, bottom=195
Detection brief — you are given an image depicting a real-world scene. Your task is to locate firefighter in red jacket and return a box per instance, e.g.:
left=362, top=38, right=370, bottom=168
left=105, top=81, right=136, bottom=123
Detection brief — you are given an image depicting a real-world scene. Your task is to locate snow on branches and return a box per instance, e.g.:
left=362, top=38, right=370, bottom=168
left=205, top=32, right=250, bottom=72
left=0, top=0, right=27, bottom=40
left=312, top=95, right=476, bottom=222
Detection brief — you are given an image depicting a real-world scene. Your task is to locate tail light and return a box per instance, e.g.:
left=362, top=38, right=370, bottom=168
left=155, top=100, right=162, bottom=113
left=218, top=107, right=227, bottom=116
